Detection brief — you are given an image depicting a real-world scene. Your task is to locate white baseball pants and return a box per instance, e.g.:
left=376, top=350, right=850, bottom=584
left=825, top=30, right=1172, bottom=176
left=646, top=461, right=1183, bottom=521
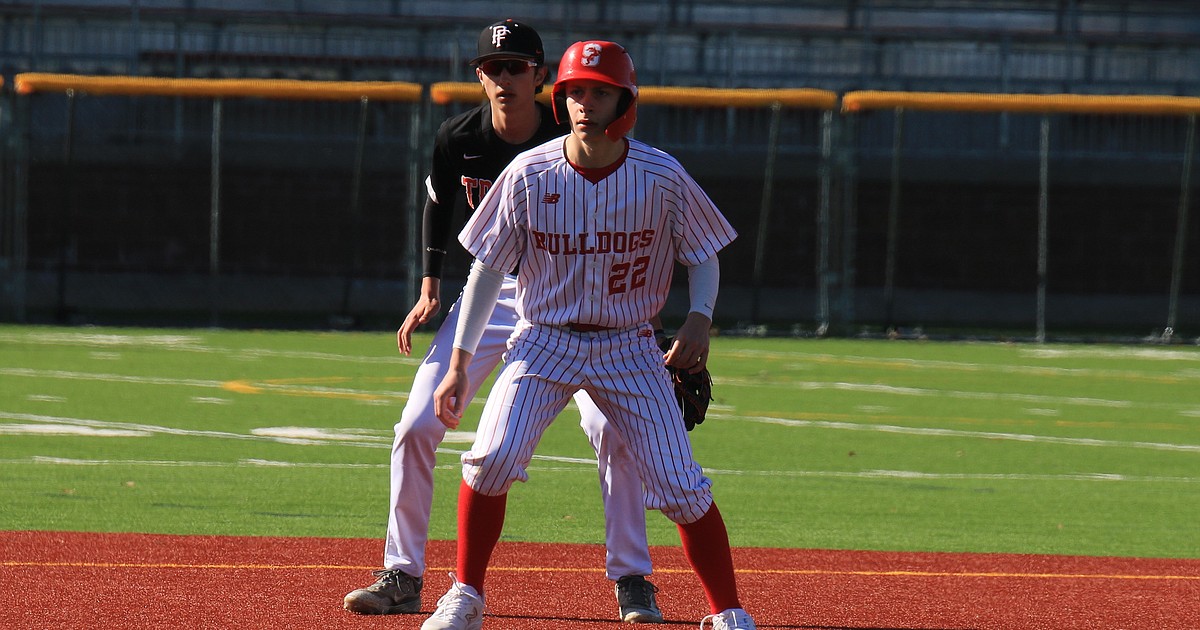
left=462, top=322, right=714, bottom=526
left=385, top=276, right=653, bottom=580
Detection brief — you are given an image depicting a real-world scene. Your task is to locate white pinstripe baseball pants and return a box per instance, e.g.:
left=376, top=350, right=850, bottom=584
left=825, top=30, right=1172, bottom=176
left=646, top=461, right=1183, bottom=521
left=386, top=277, right=653, bottom=579
left=462, top=322, right=715, bottom=525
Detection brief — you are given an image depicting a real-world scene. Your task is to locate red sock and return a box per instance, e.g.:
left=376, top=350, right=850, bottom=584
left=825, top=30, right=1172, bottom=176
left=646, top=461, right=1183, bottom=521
left=456, top=480, right=507, bottom=593
left=677, top=502, right=741, bottom=614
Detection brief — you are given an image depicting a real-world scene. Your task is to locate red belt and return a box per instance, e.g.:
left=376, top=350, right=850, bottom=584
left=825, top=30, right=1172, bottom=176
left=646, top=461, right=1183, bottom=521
left=563, top=323, right=616, bottom=333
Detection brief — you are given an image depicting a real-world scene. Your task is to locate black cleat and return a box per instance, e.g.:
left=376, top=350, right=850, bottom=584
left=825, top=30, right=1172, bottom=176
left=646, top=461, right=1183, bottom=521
left=615, top=575, right=664, bottom=623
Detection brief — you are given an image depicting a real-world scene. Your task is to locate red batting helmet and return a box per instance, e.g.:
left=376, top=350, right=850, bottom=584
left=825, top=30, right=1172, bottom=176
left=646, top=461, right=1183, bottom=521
left=552, top=40, right=638, bottom=141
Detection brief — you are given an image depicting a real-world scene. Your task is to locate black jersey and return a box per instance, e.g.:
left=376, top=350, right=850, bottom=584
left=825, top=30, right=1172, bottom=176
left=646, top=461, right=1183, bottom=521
left=422, top=101, right=567, bottom=278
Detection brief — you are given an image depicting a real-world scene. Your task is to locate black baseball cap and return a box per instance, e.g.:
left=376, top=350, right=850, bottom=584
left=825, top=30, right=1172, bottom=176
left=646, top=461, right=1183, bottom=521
left=469, top=19, right=544, bottom=66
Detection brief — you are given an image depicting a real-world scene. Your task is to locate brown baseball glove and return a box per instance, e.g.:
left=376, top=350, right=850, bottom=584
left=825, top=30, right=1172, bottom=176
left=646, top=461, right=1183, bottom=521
left=657, top=332, right=713, bottom=431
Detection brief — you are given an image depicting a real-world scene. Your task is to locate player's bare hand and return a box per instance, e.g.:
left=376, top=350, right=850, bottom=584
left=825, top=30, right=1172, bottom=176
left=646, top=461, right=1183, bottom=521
left=397, top=298, right=441, bottom=355
left=397, top=278, right=442, bottom=356
left=664, top=312, right=712, bottom=374
left=433, top=371, right=468, bottom=429
left=434, top=349, right=474, bottom=429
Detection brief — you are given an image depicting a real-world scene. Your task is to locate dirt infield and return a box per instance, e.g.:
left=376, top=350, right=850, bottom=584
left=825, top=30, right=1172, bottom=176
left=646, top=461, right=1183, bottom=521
left=3, top=531, right=1198, bottom=629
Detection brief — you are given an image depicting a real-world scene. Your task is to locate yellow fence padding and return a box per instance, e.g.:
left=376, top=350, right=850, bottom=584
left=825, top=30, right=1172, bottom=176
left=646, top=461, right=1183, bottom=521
left=430, top=82, right=486, bottom=105
left=16, top=74, right=1200, bottom=118
left=15, top=73, right=422, bottom=102
left=431, top=81, right=838, bottom=110
left=842, top=90, right=1200, bottom=116
left=638, top=86, right=838, bottom=109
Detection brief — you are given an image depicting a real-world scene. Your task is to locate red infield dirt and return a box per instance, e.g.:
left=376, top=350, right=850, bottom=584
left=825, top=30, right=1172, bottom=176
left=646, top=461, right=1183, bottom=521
left=2, top=530, right=1198, bottom=629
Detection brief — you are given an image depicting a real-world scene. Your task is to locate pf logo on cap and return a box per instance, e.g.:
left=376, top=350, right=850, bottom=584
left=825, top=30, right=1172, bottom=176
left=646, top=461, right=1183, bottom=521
left=490, top=24, right=511, bottom=48
left=581, top=43, right=602, bottom=66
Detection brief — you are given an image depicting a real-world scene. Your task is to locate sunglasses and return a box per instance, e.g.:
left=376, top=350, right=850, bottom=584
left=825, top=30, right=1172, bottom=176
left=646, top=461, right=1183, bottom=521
left=479, top=59, right=537, bottom=76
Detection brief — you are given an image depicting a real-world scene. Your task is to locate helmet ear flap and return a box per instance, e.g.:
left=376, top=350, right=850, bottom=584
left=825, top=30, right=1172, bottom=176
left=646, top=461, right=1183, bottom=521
left=604, top=88, right=637, bottom=140
left=616, top=91, right=633, bottom=119
left=552, top=91, right=569, bottom=126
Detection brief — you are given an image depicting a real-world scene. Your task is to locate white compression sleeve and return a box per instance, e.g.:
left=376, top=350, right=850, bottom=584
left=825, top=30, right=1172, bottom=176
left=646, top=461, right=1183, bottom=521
left=687, top=255, right=720, bottom=320
left=455, top=259, right=505, bottom=354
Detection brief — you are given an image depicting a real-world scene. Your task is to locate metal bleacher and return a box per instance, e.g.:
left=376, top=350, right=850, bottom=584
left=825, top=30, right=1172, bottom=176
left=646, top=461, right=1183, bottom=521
left=3, top=1, right=1200, bottom=94
left=2, top=1, right=1199, bottom=334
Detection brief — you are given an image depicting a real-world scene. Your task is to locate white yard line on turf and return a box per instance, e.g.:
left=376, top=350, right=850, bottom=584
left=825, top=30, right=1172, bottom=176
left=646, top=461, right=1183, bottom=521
left=4, top=408, right=1199, bottom=454
left=725, top=413, right=1200, bottom=453
left=0, top=331, right=417, bottom=364
left=7, top=367, right=1193, bottom=414
left=3, top=454, right=1199, bottom=484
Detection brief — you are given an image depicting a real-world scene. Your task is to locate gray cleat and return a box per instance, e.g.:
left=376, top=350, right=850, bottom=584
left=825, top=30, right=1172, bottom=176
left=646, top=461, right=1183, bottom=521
left=343, top=568, right=423, bottom=614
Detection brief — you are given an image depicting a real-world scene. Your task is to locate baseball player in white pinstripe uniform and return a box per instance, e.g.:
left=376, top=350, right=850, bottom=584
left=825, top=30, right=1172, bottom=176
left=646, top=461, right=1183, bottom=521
left=343, top=21, right=664, bottom=624
left=420, top=41, right=756, bottom=630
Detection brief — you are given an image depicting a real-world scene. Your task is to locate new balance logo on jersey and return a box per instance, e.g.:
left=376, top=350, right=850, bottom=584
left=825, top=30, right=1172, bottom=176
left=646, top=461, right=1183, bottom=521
left=542, top=193, right=561, bottom=204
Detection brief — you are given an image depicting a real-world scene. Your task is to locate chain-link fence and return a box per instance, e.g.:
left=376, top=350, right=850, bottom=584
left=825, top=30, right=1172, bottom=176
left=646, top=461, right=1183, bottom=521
left=3, top=76, right=1198, bottom=340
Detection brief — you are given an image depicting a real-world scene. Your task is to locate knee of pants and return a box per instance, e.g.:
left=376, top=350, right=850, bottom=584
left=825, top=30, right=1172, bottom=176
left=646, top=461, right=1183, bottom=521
left=645, top=482, right=714, bottom=525
left=658, top=500, right=713, bottom=525
left=393, top=403, right=447, bottom=450
left=461, top=453, right=528, bottom=497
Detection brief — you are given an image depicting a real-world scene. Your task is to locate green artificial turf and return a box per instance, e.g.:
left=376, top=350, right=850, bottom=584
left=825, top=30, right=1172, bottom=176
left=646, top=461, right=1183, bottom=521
left=2, top=325, right=1198, bottom=559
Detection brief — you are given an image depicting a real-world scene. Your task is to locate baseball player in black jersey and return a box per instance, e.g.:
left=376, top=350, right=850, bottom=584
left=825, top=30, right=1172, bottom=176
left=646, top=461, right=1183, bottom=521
left=419, top=80, right=566, bottom=280
left=343, top=19, right=664, bottom=624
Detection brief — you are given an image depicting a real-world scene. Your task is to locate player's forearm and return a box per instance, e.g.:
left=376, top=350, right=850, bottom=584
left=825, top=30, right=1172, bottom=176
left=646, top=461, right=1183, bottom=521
left=686, top=255, right=720, bottom=320
left=421, top=194, right=453, bottom=279
left=447, top=347, right=475, bottom=373
left=677, top=310, right=712, bottom=339
left=453, top=259, right=505, bottom=355
left=419, top=276, right=441, bottom=302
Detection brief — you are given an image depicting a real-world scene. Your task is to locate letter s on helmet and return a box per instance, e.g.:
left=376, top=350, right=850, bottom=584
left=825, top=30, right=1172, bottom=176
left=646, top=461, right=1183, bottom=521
left=553, top=41, right=638, bottom=141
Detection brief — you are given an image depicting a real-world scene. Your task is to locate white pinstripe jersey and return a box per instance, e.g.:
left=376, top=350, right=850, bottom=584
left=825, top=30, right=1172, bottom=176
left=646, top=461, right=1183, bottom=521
left=459, top=137, right=737, bottom=328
